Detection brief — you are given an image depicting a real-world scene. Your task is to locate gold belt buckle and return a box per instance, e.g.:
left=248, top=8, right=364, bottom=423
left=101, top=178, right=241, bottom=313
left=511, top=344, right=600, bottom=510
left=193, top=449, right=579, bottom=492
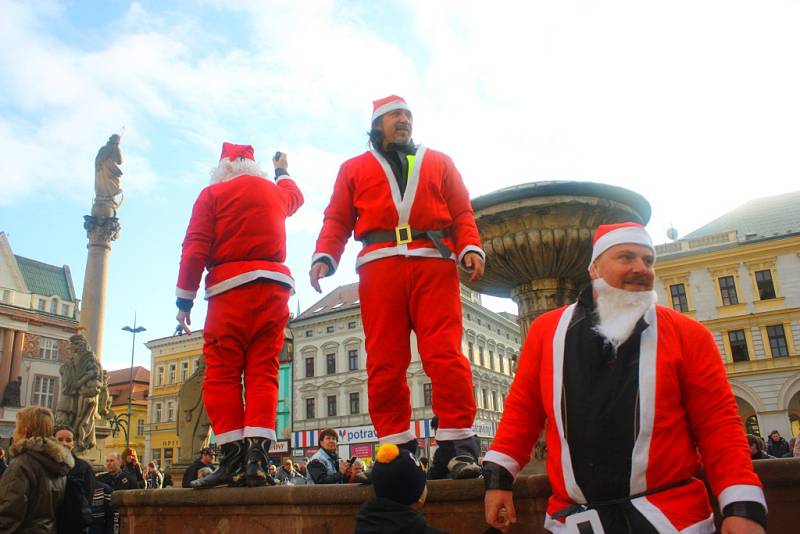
left=395, top=224, right=413, bottom=245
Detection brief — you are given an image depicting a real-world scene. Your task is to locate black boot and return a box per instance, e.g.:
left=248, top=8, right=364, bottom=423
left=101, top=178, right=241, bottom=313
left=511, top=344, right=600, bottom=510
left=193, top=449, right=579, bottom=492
left=190, top=440, right=245, bottom=489
left=448, top=436, right=481, bottom=479
left=428, top=440, right=455, bottom=480
left=245, top=437, right=277, bottom=487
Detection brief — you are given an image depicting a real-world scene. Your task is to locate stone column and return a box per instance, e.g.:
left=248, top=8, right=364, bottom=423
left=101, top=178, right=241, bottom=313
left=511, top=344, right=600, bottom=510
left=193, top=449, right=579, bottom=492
left=79, top=216, right=120, bottom=362
left=9, top=330, right=25, bottom=381
left=0, top=329, right=13, bottom=398
left=511, top=278, right=580, bottom=340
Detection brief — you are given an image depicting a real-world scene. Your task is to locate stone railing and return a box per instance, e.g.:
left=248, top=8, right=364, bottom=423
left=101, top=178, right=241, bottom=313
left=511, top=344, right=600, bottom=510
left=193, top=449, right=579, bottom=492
left=114, top=458, right=799, bottom=533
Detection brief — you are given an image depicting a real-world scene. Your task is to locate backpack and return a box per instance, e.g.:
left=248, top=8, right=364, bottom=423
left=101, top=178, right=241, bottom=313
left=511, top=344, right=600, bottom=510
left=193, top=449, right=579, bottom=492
left=57, top=473, right=94, bottom=533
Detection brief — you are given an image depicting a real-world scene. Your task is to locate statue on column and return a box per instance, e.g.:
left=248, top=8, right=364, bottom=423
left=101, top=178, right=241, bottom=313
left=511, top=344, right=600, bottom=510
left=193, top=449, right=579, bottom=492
left=56, top=334, right=103, bottom=452
left=177, top=355, right=211, bottom=464
left=92, top=133, right=124, bottom=217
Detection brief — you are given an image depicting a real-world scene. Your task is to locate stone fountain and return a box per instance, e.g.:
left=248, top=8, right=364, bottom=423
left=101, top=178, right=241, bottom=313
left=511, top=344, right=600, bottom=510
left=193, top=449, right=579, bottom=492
left=465, top=181, right=651, bottom=339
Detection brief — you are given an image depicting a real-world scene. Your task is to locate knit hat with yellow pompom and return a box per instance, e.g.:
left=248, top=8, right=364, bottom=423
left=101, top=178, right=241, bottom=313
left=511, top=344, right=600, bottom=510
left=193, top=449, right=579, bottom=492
left=371, top=443, right=427, bottom=505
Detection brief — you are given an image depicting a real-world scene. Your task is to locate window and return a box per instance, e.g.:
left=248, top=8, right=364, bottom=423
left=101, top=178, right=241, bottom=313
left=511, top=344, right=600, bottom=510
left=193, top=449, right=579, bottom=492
left=348, top=349, right=358, bottom=371
left=156, top=366, right=164, bottom=386
left=168, top=364, right=176, bottom=384
left=719, top=276, right=739, bottom=306
left=49, top=299, right=57, bottom=313
left=1, top=289, right=10, bottom=303
left=489, top=350, right=494, bottom=370
left=181, top=361, right=189, bottom=382
left=152, top=449, right=161, bottom=462
left=670, top=284, right=689, bottom=312
left=348, top=321, right=356, bottom=329
left=31, top=376, right=56, bottom=408
left=327, top=395, right=337, bottom=416
left=305, top=330, right=313, bottom=337
left=499, top=354, right=505, bottom=373
left=38, top=298, right=46, bottom=311
left=423, top=383, right=432, bottom=407
left=326, top=325, right=334, bottom=333
left=166, top=401, right=175, bottom=421
left=137, top=419, right=145, bottom=436
left=305, top=357, right=315, bottom=377
left=767, top=325, right=789, bottom=357
left=350, top=392, right=360, bottom=414
left=193, top=358, right=200, bottom=373
left=479, top=346, right=485, bottom=367
left=755, top=270, right=776, bottom=300
left=473, top=387, right=479, bottom=404
left=306, top=398, right=315, bottom=419
left=728, top=330, right=749, bottom=362
left=39, top=337, right=59, bottom=360
left=155, top=403, right=162, bottom=423
left=492, top=391, right=499, bottom=412
left=482, top=388, right=489, bottom=410
left=326, top=353, right=336, bottom=375
left=468, top=342, right=474, bottom=362
left=61, top=303, right=69, bottom=316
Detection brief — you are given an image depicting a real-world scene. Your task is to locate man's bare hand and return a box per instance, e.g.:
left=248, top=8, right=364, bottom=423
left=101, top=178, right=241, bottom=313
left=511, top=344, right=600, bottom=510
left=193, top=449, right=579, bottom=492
left=463, top=252, right=485, bottom=282
left=176, top=310, right=192, bottom=335
left=485, top=489, right=516, bottom=532
left=310, top=262, right=329, bottom=293
left=721, top=516, right=765, bottom=534
left=273, top=151, right=288, bottom=170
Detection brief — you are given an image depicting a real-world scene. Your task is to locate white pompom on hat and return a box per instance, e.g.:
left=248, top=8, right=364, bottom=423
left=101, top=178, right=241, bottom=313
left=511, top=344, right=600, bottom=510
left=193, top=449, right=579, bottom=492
left=590, top=222, right=654, bottom=265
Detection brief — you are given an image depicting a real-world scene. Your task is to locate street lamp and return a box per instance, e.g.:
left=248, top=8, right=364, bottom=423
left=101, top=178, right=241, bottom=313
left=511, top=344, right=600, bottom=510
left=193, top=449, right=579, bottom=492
left=122, top=314, right=146, bottom=450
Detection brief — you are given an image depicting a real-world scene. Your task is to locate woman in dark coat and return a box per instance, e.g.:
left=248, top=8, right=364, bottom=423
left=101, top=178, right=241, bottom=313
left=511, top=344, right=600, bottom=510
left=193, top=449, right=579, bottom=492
left=0, top=406, right=74, bottom=533
left=121, top=447, right=145, bottom=489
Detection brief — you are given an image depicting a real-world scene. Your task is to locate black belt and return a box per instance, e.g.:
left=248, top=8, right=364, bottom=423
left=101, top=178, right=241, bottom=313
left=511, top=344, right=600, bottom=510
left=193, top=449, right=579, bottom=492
left=551, top=477, right=694, bottom=520
left=358, top=226, right=451, bottom=259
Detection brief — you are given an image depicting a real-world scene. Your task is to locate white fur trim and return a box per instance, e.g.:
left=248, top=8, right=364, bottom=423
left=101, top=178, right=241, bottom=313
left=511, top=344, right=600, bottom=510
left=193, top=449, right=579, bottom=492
left=552, top=304, right=587, bottom=504
left=275, top=175, right=293, bottom=183
left=435, top=427, right=476, bottom=441
left=205, top=270, right=295, bottom=299
left=210, top=158, right=270, bottom=184
left=368, top=145, right=426, bottom=225
left=718, top=484, right=767, bottom=511
left=379, top=429, right=416, bottom=444
left=215, top=428, right=243, bottom=445
left=543, top=513, right=568, bottom=533
left=371, top=100, right=410, bottom=122
left=458, top=245, right=485, bottom=265
left=176, top=287, right=197, bottom=299
left=311, top=252, right=339, bottom=274
left=631, top=496, right=680, bottom=532
left=590, top=226, right=654, bottom=265
left=679, top=513, right=715, bottom=534
left=243, top=426, right=277, bottom=441
left=483, top=450, right=521, bottom=478
left=356, top=246, right=455, bottom=269
left=629, top=305, right=658, bottom=494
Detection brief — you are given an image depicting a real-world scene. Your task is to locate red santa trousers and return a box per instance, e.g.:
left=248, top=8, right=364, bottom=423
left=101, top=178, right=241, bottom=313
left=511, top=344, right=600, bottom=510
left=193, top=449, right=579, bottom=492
left=358, top=255, right=476, bottom=443
left=202, top=279, right=289, bottom=445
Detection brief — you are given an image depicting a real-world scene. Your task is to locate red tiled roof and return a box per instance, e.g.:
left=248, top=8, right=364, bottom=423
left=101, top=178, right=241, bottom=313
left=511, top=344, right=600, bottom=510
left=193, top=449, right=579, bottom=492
left=293, top=282, right=360, bottom=321
left=107, top=366, right=150, bottom=385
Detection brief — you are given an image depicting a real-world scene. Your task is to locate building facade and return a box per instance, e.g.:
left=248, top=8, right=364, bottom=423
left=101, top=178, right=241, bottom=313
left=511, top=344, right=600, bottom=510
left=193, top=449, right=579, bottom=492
left=654, top=191, right=800, bottom=441
left=0, top=232, right=80, bottom=441
left=289, top=283, right=520, bottom=462
left=97, top=366, right=150, bottom=462
left=144, top=328, right=294, bottom=466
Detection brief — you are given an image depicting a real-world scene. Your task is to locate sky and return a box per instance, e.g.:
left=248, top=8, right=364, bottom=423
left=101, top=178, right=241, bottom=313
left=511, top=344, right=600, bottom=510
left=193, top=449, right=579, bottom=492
left=1, top=0, right=799, bottom=372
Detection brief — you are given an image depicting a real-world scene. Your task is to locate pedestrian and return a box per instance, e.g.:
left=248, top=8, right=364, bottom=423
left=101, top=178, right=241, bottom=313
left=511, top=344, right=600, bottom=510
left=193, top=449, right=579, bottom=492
left=308, top=428, right=352, bottom=484
left=0, top=406, right=74, bottom=532
left=0, top=448, right=6, bottom=479
left=182, top=447, right=216, bottom=488
left=747, top=434, right=774, bottom=460
left=275, top=457, right=306, bottom=485
left=174, top=143, right=303, bottom=488
left=483, top=222, right=767, bottom=533
left=145, top=461, right=163, bottom=489
left=765, top=430, right=792, bottom=458
left=96, top=453, right=138, bottom=491
left=54, top=424, right=94, bottom=533
left=311, top=95, right=484, bottom=479
left=353, top=443, right=445, bottom=534
left=121, top=447, right=145, bottom=489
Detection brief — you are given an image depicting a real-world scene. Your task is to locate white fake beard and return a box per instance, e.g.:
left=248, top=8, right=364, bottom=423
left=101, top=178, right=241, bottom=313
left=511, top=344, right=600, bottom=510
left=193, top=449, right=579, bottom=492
left=592, top=278, right=657, bottom=350
left=210, top=158, right=269, bottom=184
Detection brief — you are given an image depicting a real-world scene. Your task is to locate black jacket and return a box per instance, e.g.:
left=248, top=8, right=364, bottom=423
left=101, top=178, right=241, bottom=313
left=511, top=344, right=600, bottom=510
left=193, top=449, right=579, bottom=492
left=96, top=469, right=138, bottom=491
left=353, top=498, right=446, bottom=534
left=182, top=459, right=210, bottom=488
left=766, top=437, right=791, bottom=458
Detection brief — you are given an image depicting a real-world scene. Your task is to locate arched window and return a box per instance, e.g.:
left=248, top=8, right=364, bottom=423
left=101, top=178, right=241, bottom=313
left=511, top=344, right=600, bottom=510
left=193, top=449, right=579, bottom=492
left=745, top=415, right=761, bottom=437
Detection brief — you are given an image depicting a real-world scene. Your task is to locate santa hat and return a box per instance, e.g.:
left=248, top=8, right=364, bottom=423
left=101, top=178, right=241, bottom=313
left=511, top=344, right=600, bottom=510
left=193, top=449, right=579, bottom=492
left=371, top=443, right=427, bottom=505
left=220, top=142, right=255, bottom=161
left=372, top=95, right=411, bottom=123
left=590, top=222, right=654, bottom=265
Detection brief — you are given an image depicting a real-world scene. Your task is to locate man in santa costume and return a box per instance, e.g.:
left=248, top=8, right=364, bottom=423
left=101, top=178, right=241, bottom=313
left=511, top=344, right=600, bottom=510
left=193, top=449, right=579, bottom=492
left=309, top=95, right=485, bottom=478
left=174, top=143, right=303, bottom=488
left=483, top=222, right=767, bottom=533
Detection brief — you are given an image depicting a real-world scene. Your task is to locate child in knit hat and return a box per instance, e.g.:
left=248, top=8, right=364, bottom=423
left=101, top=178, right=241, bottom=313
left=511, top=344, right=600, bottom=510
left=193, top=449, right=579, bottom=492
left=353, top=443, right=447, bottom=534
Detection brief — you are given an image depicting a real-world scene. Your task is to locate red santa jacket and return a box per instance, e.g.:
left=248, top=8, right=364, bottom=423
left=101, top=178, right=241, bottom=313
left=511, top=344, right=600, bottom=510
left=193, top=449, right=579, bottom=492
left=313, top=146, right=483, bottom=272
left=485, top=303, right=765, bottom=533
left=176, top=174, right=303, bottom=300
